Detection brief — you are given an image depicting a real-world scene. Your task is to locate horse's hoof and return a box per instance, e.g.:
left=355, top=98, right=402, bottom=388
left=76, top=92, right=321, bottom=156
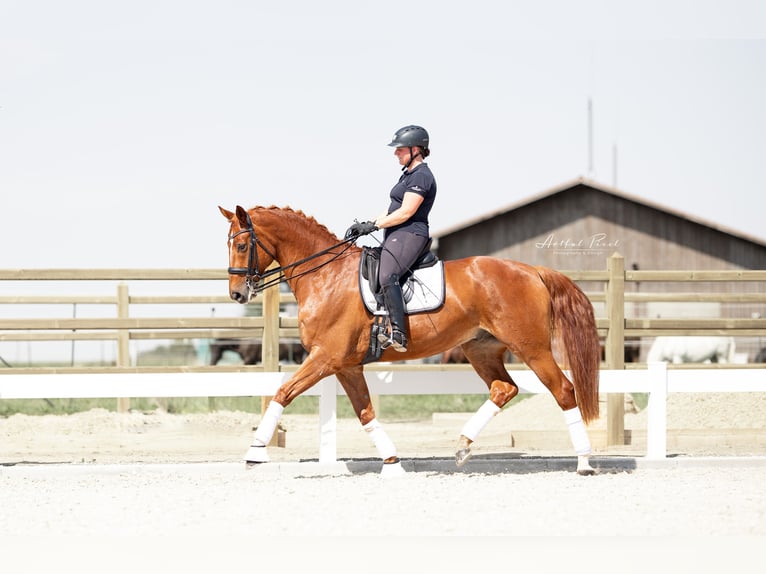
left=380, top=460, right=406, bottom=478
left=576, top=455, right=596, bottom=476
left=455, top=448, right=472, bottom=467
left=244, top=444, right=269, bottom=464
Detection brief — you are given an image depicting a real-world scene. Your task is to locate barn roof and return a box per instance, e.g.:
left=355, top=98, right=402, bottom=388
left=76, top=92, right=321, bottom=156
left=433, top=177, right=766, bottom=248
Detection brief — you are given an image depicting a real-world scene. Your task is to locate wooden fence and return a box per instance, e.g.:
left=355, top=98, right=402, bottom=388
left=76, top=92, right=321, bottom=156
left=1, top=253, right=765, bottom=454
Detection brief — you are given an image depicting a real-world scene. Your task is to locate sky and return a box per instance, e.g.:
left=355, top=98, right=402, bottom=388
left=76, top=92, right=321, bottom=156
left=1, top=0, right=765, bottom=273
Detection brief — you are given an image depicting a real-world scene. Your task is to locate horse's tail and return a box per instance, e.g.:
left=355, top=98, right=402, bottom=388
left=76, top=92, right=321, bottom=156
left=537, top=267, right=601, bottom=423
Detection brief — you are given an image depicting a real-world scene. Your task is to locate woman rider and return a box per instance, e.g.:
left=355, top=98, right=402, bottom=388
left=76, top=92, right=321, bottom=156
left=345, top=125, right=437, bottom=352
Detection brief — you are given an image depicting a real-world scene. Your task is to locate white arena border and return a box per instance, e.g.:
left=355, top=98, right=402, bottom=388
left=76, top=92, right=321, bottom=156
left=2, top=363, right=765, bottom=462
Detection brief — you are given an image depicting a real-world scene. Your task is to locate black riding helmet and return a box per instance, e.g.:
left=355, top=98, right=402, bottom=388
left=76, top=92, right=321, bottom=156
left=387, top=125, right=429, bottom=151
left=388, top=125, right=430, bottom=170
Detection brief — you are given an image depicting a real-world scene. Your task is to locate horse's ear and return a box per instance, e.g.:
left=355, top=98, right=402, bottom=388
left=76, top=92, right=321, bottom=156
left=219, top=206, right=234, bottom=221
left=235, top=205, right=250, bottom=227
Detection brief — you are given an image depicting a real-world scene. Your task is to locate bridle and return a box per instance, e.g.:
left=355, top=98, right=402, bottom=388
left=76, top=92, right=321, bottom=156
left=227, top=211, right=277, bottom=293
left=227, top=210, right=358, bottom=294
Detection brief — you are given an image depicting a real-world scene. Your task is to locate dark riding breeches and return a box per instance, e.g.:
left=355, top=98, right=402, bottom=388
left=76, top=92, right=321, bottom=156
left=378, top=229, right=429, bottom=287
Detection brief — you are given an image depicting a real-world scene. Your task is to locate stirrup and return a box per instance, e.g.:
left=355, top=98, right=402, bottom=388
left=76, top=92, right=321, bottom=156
left=377, top=330, right=407, bottom=352
left=390, top=330, right=408, bottom=352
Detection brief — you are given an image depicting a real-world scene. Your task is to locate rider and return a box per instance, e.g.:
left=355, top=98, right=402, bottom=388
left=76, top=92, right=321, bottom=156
left=345, top=125, right=437, bottom=352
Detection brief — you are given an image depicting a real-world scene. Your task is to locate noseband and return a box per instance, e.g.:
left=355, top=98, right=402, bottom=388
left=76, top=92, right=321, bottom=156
left=227, top=210, right=358, bottom=294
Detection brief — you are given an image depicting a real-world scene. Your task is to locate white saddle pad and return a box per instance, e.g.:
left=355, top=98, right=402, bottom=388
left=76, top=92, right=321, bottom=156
left=359, top=261, right=445, bottom=314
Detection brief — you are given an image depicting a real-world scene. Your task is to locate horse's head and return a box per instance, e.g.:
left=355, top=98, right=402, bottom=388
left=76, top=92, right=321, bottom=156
left=219, top=205, right=277, bottom=304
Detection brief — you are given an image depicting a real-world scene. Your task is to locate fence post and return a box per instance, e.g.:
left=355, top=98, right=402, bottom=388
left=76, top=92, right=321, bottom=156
left=646, top=361, right=668, bottom=459
left=261, top=276, right=280, bottom=373
left=261, top=265, right=281, bottom=446
left=605, top=252, right=625, bottom=445
left=318, top=378, right=338, bottom=463
left=116, top=283, right=130, bottom=413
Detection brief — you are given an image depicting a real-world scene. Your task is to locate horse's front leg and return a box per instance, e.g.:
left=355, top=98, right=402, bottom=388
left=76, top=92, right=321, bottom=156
left=336, top=366, right=406, bottom=478
left=245, top=355, right=328, bottom=465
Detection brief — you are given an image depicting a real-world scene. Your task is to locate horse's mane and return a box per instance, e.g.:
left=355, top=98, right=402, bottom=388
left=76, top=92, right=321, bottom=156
left=251, top=205, right=342, bottom=243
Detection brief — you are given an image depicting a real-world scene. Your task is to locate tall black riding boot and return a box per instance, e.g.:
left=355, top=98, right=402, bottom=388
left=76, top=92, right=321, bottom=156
left=378, top=282, right=409, bottom=352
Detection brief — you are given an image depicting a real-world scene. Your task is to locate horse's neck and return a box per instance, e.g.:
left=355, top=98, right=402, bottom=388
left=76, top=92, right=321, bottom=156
left=257, top=209, right=333, bottom=262
left=282, top=248, right=356, bottom=310
left=256, top=209, right=352, bottom=300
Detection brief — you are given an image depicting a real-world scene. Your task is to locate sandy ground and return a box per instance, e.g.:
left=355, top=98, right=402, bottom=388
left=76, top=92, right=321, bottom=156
left=1, top=393, right=765, bottom=547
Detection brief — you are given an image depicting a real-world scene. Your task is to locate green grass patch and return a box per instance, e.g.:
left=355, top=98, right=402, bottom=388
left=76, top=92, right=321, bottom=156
left=631, top=393, right=649, bottom=411
left=2, top=392, right=644, bottom=420
left=0, top=393, right=541, bottom=420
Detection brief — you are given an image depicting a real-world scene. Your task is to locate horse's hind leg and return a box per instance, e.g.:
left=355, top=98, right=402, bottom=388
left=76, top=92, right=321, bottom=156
left=525, top=354, right=596, bottom=476
left=455, top=339, right=519, bottom=467
left=336, top=366, right=405, bottom=477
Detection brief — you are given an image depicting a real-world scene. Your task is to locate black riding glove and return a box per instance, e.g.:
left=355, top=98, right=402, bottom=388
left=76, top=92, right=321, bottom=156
left=344, top=221, right=378, bottom=239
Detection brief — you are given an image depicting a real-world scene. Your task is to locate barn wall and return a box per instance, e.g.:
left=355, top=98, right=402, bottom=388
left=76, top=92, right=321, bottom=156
left=436, top=184, right=766, bottom=271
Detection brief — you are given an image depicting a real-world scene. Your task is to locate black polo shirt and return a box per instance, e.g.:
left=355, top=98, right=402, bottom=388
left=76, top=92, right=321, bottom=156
left=385, top=163, right=437, bottom=238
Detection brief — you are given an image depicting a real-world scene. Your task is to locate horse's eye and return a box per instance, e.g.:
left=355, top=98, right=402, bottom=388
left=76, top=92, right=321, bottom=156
left=237, top=243, right=247, bottom=253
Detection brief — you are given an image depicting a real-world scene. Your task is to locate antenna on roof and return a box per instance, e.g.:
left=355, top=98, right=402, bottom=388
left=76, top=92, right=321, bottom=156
left=587, top=97, right=594, bottom=179
left=612, top=143, right=618, bottom=189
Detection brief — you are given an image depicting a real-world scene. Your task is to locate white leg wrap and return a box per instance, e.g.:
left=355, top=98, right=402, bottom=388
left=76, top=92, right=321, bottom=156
left=253, top=401, right=284, bottom=446
left=380, top=460, right=406, bottom=478
left=460, top=399, right=501, bottom=442
left=563, top=407, right=591, bottom=455
left=244, top=444, right=270, bottom=463
left=363, top=418, right=397, bottom=461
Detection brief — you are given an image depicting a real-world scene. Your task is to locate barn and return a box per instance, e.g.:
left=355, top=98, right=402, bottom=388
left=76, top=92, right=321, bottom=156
left=432, top=177, right=766, bottom=361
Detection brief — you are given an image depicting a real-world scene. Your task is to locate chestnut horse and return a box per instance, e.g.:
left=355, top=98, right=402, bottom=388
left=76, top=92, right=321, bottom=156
left=220, top=205, right=600, bottom=475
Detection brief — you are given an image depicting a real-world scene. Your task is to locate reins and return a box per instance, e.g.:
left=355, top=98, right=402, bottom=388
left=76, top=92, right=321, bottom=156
left=228, top=211, right=358, bottom=293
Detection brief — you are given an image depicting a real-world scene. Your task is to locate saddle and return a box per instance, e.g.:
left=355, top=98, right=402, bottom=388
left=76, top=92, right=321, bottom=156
left=358, top=240, right=445, bottom=364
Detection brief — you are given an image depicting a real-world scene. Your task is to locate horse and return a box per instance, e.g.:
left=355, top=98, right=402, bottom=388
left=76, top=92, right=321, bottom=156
left=220, top=205, right=601, bottom=476
left=440, top=346, right=469, bottom=364
left=209, top=338, right=307, bottom=365
left=647, top=336, right=736, bottom=364
left=441, top=346, right=514, bottom=364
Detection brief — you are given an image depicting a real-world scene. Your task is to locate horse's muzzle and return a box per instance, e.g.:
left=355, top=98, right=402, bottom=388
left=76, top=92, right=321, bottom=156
left=230, top=289, right=250, bottom=304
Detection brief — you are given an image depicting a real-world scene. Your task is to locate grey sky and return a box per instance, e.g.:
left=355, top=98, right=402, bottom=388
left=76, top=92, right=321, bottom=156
left=2, top=0, right=765, bottom=271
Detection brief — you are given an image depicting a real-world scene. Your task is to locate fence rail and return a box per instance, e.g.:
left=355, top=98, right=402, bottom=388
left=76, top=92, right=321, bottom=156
left=2, top=254, right=765, bottom=452
left=2, top=258, right=765, bottom=357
